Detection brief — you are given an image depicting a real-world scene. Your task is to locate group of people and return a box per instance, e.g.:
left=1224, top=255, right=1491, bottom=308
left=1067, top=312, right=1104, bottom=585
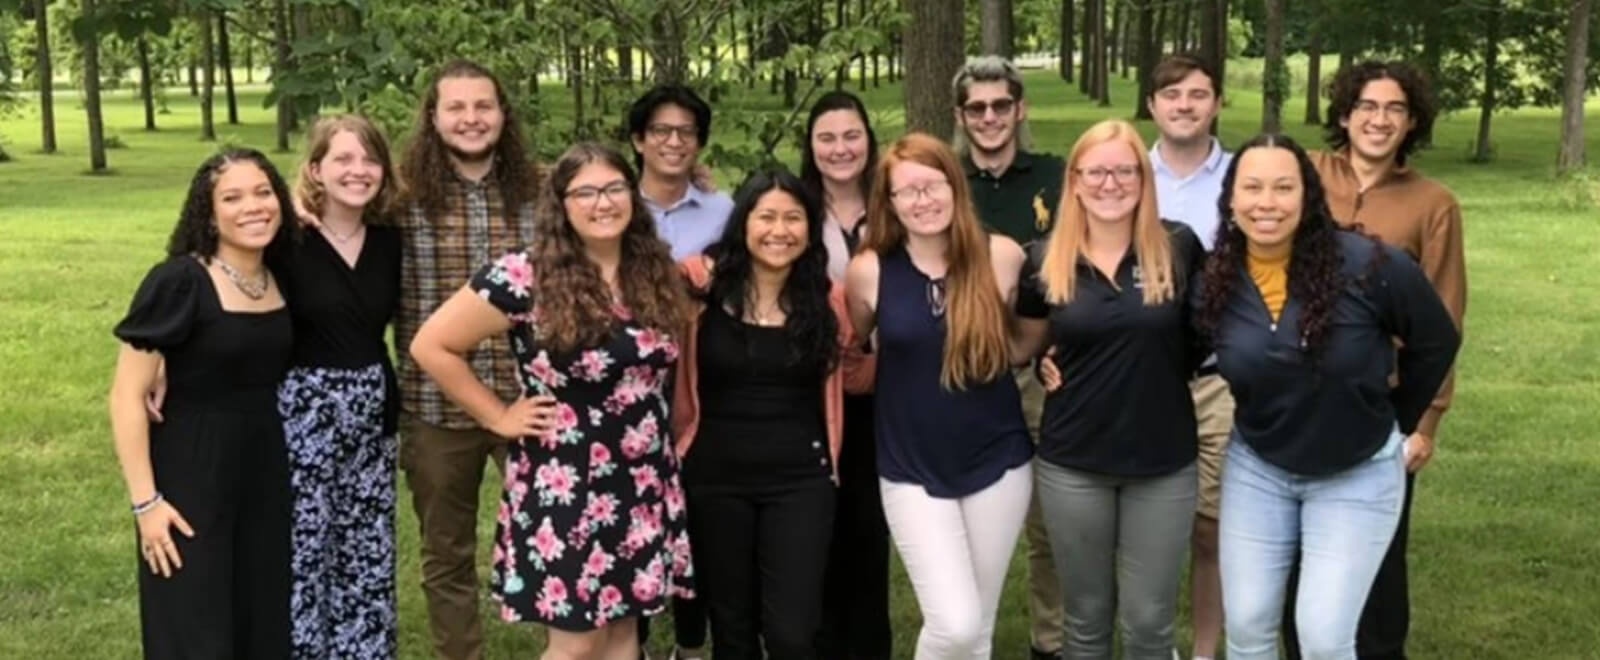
left=107, top=50, right=1465, bottom=660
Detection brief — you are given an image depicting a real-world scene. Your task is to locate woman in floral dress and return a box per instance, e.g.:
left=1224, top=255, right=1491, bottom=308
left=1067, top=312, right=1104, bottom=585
left=410, top=142, right=694, bottom=658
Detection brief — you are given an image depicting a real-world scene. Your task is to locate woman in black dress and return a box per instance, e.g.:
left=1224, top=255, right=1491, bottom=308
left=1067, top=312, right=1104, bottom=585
left=275, top=114, right=403, bottom=659
left=410, top=143, right=694, bottom=659
left=108, top=149, right=298, bottom=659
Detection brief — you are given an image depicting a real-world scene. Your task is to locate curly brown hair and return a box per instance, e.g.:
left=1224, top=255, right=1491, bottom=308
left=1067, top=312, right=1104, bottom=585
left=400, top=59, right=538, bottom=222
left=1323, top=60, right=1436, bottom=166
left=530, top=143, right=689, bottom=353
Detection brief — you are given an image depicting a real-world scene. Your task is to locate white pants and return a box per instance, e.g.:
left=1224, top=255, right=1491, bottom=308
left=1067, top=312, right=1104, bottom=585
left=880, top=464, right=1033, bottom=660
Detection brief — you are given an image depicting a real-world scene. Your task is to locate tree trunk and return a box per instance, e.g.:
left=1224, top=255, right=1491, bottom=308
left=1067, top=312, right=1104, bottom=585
left=1154, top=1, right=1168, bottom=57
left=1080, top=0, right=1093, bottom=93
left=904, top=0, right=965, bottom=139
left=291, top=3, right=311, bottom=119
left=1176, top=0, right=1191, bottom=52
left=1304, top=2, right=1323, bottom=125
left=1095, top=0, right=1111, bottom=106
left=836, top=0, right=849, bottom=88
left=1135, top=0, right=1155, bottom=119
left=1472, top=0, right=1500, bottom=162
left=218, top=12, right=238, bottom=125
left=525, top=0, right=540, bottom=95
left=1060, top=0, right=1074, bottom=82
left=138, top=36, right=156, bottom=131
left=1199, top=0, right=1221, bottom=77
left=981, top=0, right=1015, bottom=57
left=244, top=36, right=253, bottom=84
left=1109, top=1, right=1123, bottom=78
left=1556, top=0, right=1591, bottom=173
left=188, top=58, right=197, bottom=97
left=199, top=11, right=216, bottom=142
left=82, top=0, right=107, bottom=171
left=274, top=0, right=291, bottom=151
left=1262, top=0, right=1285, bottom=133
left=570, top=44, right=585, bottom=136
left=1419, top=3, right=1443, bottom=78
left=783, top=68, right=797, bottom=107
left=35, top=0, right=55, bottom=153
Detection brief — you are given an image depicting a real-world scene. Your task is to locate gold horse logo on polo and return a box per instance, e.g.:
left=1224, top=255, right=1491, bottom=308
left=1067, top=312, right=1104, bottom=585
left=1033, top=191, right=1050, bottom=231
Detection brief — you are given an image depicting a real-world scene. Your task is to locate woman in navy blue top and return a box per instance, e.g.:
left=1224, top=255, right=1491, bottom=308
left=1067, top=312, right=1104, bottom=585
left=844, top=132, right=1033, bottom=659
left=1193, top=134, right=1459, bottom=660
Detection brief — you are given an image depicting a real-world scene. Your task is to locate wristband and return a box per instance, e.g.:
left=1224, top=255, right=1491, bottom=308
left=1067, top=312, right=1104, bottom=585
left=131, top=491, right=163, bottom=516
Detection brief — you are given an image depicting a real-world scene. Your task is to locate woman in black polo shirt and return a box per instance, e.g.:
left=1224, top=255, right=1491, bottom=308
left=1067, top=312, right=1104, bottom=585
left=1194, top=134, right=1458, bottom=660
left=1016, top=119, right=1204, bottom=659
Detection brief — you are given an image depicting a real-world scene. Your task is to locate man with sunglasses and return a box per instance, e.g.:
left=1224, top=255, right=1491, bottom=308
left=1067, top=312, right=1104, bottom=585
left=626, top=84, right=734, bottom=261
left=950, top=55, right=1068, bottom=660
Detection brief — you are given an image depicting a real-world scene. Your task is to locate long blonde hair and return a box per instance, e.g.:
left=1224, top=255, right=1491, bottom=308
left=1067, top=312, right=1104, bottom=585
left=1040, top=119, right=1174, bottom=305
left=294, top=114, right=400, bottom=224
left=864, top=133, right=1011, bottom=390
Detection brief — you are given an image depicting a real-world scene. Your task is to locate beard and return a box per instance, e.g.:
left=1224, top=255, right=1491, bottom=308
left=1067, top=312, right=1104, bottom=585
left=445, top=140, right=496, bottom=166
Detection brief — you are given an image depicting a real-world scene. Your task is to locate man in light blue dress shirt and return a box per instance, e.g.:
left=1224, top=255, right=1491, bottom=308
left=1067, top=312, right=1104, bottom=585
left=1145, top=53, right=1232, bottom=660
left=627, top=85, right=734, bottom=260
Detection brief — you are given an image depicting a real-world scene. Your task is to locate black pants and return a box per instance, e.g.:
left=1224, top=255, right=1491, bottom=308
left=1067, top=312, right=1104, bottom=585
left=1283, top=473, right=1415, bottom=660
left=687, top=478, right=836, bottom=660
left=139, top=407, right=292, bottom=660
left=815, top=394, right=893, bottom=660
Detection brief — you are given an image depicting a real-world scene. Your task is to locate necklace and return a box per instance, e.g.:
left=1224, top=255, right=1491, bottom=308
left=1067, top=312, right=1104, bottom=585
left=321, top=221, right=365, bottom=244
left=216, top=259, right=268, bottom=300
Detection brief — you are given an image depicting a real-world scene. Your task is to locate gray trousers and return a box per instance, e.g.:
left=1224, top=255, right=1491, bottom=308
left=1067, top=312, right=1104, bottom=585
left=1035, top=459, right=1197, bottom=660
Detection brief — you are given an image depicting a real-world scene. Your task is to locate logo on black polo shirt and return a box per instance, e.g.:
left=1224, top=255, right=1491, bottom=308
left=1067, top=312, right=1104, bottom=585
left=1033, top=192, right=1050, bottom=231
left=1132, top=265, right=1144, bottom=289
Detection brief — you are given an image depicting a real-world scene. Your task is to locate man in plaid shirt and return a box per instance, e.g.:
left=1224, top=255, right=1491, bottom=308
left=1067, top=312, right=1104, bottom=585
left=393, top=59, right=540, bottom=660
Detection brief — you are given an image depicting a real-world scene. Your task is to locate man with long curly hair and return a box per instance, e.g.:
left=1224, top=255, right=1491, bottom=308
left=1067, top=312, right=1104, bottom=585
left=392, top=59, right=540, bottom=660
left=1283, top=60, right=1468, bottom=660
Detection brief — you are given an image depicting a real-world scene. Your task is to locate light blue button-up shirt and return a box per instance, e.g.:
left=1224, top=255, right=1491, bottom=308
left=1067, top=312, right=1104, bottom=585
left=1150, top=138, right=1232, bottom=251
left=643, top=183, right=735, bottom=260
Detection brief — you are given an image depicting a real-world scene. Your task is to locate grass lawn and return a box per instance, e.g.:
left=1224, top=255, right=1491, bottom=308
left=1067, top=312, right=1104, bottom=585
left=2, top=69, right=1598, bottom=658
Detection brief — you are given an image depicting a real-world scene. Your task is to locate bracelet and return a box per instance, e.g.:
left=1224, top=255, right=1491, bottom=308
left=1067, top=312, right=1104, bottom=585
left=131, top=491, right=163, bottom=516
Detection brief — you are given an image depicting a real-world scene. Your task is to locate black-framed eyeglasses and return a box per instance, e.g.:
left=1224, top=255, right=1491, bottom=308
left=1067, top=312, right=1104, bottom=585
left=960, top=98, right=1016, bottom=120
left=564, top=181, right=631, bottom=207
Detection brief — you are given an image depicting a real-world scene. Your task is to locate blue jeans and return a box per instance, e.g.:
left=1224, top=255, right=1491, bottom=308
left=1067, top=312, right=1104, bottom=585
left=1220, top=431, right=1405, bottom=660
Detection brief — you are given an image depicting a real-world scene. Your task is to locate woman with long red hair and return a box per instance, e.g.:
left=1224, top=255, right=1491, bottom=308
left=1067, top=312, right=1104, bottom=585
left=844, top=133, right=1032, bottom=659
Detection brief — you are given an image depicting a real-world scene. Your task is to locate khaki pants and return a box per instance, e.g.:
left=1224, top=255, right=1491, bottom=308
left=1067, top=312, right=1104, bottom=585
left=1190, top=372, right=1235, bottom=520
left=1017, top=368, right=1065, bottom=653
left=399, top=414, right=508, bottom=660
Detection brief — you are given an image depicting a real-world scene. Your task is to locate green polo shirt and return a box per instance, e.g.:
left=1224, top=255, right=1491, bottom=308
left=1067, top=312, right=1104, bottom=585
left=964, top=149, right=1068, bottom=244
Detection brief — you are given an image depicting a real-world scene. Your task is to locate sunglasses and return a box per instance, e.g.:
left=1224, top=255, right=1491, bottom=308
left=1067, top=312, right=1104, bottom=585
left=960, top=98, right=1017, bottom=119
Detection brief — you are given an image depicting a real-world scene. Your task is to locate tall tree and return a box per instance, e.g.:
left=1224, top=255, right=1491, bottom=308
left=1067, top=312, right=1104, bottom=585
left=35, top=0, right=55, bottom=153
left=80, top=0, right=107, bottom=171
left=198, top=8, right=214, bottom=141
left=1094, top=0, right=1110, bottom=106
left=1134, top=0, right=1155, bottom=119
left=1557, top=0, right=1592, bottom=173
left=138, top=36, right=156, bottom=130
left=217, top=10, right=237, bottom=125
left=904, top=0, right=964, bottom=138
left=1080, top=0, right=1093, bottom=92
left=1059, top=0, right=1074, bottom=82
left=1109, top=0, right=1123, bottom=77
left=1261, top=0, right=1286, bottom=132
left=1304, top=0, right=1323, bottom=125
left=273, top=0, right=290, bottom=151
left=1471, top=0, right=1501, bottom=162
left=981, top=0, right=1015, bottom=57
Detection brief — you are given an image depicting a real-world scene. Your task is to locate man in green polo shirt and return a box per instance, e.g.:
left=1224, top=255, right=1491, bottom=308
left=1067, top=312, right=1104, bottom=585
left=951, top=55, right=1068, bottom=660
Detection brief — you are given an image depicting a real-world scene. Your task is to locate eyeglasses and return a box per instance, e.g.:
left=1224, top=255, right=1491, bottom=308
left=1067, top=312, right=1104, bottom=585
left=1351, top=100, right=1409, bottom=120
left=960, top=98, right=1016, bottom=120
left=889, top=180, right=951, bottom=204
left=564, top=181, right=631, bottom=208
left=645, top=123, right=698, bottom=144
left=1075, top=165, right=1142, bottom=187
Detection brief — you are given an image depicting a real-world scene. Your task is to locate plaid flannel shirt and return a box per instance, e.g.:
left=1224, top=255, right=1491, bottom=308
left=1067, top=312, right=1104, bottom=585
left=395, top=167, right=537, bottom=429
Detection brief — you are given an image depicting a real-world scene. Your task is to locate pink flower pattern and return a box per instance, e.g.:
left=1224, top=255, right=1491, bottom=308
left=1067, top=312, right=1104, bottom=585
left=474, top=249, right=692, bottom=631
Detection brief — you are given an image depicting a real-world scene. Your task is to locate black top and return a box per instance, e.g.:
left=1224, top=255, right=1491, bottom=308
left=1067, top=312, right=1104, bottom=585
left=114, top=257, right=294, bottom=415
left=1017, top=221, right=1206, bottom=476
left=965, top=149, right=1068, bottom=244
left=1206, top=231, right=1461, bottom=476
left=269, top=226, right=402, bottom=433
left=688, top=305, right=830, bottom=486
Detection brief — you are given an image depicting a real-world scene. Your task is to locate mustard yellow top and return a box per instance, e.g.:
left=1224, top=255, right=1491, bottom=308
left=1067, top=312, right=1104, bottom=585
left=1247, top=250, right=1291, bottom=322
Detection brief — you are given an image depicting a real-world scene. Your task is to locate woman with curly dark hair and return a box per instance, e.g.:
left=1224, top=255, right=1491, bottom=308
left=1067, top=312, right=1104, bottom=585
left=108, top=148, right=298, bottom=659
left=669, top=170, right=868, bottom=660
left=410, top=142, right=693, bottom=660
left=1193, top=134, right=1460, bottom=660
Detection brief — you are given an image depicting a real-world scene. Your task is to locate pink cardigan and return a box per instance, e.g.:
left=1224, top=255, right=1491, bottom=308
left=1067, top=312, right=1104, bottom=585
left=670, top=256, right=874, bottom=478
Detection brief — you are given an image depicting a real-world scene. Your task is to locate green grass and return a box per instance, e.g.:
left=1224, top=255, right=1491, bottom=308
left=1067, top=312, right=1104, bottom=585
left=3, top=69, right=1599, bottom=658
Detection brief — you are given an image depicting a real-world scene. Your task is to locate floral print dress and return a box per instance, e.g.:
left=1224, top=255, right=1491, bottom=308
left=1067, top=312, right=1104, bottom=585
left=471, top=251, right=694, bottom=632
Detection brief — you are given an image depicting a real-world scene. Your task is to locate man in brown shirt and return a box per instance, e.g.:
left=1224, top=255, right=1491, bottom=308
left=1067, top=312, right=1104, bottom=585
left=395, top=60, right=539, bottom=660
left=1288, top=60, right=1467, bottom=660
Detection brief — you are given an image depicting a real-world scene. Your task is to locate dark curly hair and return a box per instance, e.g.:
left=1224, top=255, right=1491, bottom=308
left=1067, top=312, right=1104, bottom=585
left=529, top=143, right=688, bottom=353
left=799, top=91, right=879, bottom=204
left=704, top=169, right=840, bottom=376
left=1323, top=60, right=1437, bottom=166
left=400, top=59, right=538, bottom=223
left=625, top=85, right=713, bottom=172
left=1197, top=134, right=1380, bottom=362
left=166, top=148, right=298, bottom=262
